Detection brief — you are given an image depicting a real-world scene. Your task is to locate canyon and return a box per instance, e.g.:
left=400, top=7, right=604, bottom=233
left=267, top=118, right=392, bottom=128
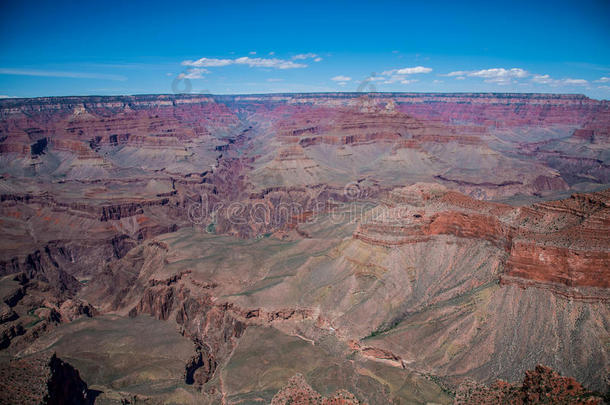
left=0, top=92, right=608, bottom=404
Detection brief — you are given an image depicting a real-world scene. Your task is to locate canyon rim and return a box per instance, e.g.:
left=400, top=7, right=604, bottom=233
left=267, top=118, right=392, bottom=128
left=1, top=0, right=609, bottom=403
left=0, top=92, right=608, bottom=404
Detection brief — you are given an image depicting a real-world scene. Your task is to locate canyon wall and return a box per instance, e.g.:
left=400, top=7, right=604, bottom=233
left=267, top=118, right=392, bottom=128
left=0, top=93, right=608, bottom=401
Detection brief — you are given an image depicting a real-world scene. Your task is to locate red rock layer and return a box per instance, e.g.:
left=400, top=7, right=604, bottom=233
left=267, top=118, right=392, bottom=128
left=220, top=92, right=608, bottom=128
left=393, top=93, right=607, bottom=128
left=506, top=191, right=610, bottom=289
left=273, top=106, right=486, bottom=149
left=0, top=95, right=241, bottom=157
left=354, top=185, right=610, bottom=295
left=2, top=93, right=607, bottom=156
left=271, top=374, right=361, bottom=405
left=506, top=243, right=609, bottom=288
left=0, top=352, right=90, bottom=404
left=455, top=365, right=604, bottom=404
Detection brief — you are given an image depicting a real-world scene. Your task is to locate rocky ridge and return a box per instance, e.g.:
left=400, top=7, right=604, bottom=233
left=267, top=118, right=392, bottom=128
left=0, top=93, right=608, bottom=402
left=0, top=352, right=91, bottom=404
left=354, top=184, right=610, bottom=296
left=455, top=365, right=605, bottom=404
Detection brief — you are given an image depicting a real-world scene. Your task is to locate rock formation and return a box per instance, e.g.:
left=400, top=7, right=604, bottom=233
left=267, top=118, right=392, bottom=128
left=271, top=374, right=361, bottom=405
left=0, top=92, right=608, bottom=403
left=0, top=352, right=91, bottom=404
left=455, top=365, right=605, bottom=404
left=354, top=184, right=610, bottom=296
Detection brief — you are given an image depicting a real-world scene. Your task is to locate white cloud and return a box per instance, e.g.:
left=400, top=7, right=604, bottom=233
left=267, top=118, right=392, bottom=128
left=267, top=78, right=284, bottom=82
left=182, top=57, right=306, bottom=69
left=382, top=75, right=411, bottom=84
left=562, top=78, right=588, bottom=85
left=383, top=79, right=416, bottom=85
left=379, top=66, right=431, bottom=84
left=396, top=66, right=432, bottom=75
left=531, top=74, right=553, bottom=84
left=445, top=68, right=528, bottom=84
left=293, top=53, right=319, bottom=60
left=0, top=68, right=127, bottom=81
left=234, top=57, right=306, bottom=69
left=594, top=77, right=609, bottom=83
left=314, top=57, right=322, bottom=62
left=269, top=51, right=275, bottom=55
left=183, top=58, right=233, bottom=67
left=598, top=85, right=610, bottom=90
left=531, top=74, right=588, bottom=86
left=178, top=68, right=209, bottom=79
left=446, top=68, right=589, bottom=88
left=445, top=71, right=469, bottom=77
left=382, top=66, right=432, bottom=76
left=332, top=75, right=352, bottom=81
left=470, top=68, right=528, bottom=80
left=249, top=51, right=257, bottom=55
left=432, top=79, right=443, bottom=84
left=0, top=95, right=11, bottom=98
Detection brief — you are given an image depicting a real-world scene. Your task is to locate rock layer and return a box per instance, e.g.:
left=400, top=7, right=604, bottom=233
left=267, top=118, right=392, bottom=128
left=0, top=93, right=608, bottom=402
left=355, top=184, right=609, bottom=296
left=455, top=365, right=605, bottom=404
left=0, top=352, right=90, bottom=405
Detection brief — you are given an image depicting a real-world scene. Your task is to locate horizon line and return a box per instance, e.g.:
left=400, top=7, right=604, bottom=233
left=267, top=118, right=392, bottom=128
left=1, top=91, right=606, bottom=103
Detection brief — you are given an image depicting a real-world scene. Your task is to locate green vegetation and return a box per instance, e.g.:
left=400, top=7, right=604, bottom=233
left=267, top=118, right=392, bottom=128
left=364, top=320, right=402, bottom=340
left=25, top=307, right=43, bottom=328
left=206, top=222, right=216, bottom=233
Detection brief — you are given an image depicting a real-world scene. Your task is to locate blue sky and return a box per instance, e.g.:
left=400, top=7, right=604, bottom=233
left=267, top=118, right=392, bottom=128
left=1, top=0, right=609, bottom=99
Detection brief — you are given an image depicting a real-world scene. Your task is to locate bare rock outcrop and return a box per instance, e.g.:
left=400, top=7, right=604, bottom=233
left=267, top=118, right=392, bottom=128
left=0, top=352, right=91, bottom=405
left=354, top=184, right=609, bottom=299
left=455, top=365, right=605, bottom=404
left=271, top=374, right=361, bottom=405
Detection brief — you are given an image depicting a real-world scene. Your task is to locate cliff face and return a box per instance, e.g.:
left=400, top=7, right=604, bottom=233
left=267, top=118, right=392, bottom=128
left=0, top=95, right=240, bottom=156
left=0, top=271, right=95, bottom=353
left=354, top=185, right=609, bottom=295
left=0, top=93, right=608, bottom=402
left=455, top=365, right=605, bottom=405
left=271, top=374, right=361, bottom=405
left=506, top=190, right=610, bottom=291
left=0, top=352, right=90, bottom=405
